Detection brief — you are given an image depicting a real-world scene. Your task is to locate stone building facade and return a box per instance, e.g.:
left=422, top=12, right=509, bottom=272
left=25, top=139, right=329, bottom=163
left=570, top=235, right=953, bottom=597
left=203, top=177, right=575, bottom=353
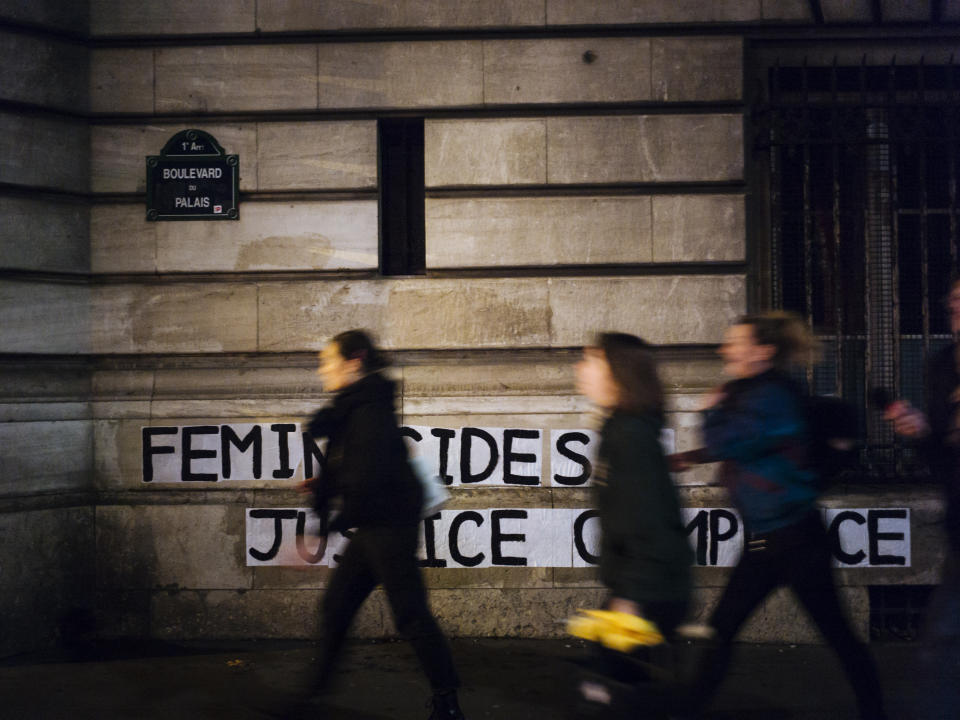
left=1, top=0, right=953, bottom=657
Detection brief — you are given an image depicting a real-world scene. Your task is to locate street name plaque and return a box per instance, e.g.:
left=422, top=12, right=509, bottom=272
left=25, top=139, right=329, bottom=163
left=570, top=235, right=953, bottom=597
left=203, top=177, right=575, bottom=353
left=146, top=129, right=239, bottom=221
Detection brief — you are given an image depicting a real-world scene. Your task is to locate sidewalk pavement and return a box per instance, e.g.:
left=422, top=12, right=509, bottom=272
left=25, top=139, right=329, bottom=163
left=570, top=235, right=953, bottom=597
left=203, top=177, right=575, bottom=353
left=0, top=637, right=946, bottom=720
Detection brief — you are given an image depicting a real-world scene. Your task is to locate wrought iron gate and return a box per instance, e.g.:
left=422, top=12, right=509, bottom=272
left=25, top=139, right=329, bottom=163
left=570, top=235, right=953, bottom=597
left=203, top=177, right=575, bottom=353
left=755, top=59, right=960, bottom=480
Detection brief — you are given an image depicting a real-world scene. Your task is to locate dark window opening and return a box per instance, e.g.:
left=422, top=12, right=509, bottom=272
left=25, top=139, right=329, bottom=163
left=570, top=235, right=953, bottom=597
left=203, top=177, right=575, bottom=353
left=379, top=118, right=425, bottom=276
left=869, top=585, right=934, bottom=641
left=755, top=61, right=960, bottom=480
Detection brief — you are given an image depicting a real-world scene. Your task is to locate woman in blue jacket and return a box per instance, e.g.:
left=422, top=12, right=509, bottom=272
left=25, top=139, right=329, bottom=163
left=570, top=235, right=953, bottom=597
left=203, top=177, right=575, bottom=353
left=684, top=312, right=886, bottom=720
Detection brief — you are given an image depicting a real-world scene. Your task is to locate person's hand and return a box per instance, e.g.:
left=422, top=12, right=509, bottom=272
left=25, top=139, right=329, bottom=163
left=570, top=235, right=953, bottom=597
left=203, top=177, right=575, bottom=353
left=699, top=386, right=726, bottom=411
left=884, top=400, right=930, bottom=439
left=607, top=597, right=641, bottom=616
left=296, top=477, right=318, bottom=494
left=667, top=450, right=700, bottom=472
left=274, top=533, right=328, bottom=569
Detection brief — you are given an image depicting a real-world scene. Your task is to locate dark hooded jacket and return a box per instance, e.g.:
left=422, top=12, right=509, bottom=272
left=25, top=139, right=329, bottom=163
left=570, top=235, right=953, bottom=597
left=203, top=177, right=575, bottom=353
left=307, top=372, right=422, bottom=534
left=595, top=410, right=692, bottom=605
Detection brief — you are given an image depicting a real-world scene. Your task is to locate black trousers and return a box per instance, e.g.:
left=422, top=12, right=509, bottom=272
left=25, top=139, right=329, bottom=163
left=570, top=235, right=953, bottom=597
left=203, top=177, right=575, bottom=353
left=915, top=546, right=960, bottom=718
left=691, top=513, right=885, bottom=719
left=314, top=524, right=460, bottom=693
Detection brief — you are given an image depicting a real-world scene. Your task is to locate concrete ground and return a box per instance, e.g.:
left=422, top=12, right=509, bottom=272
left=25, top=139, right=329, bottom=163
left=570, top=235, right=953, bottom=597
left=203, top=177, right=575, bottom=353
left=0, top=637, right=948, bottom=720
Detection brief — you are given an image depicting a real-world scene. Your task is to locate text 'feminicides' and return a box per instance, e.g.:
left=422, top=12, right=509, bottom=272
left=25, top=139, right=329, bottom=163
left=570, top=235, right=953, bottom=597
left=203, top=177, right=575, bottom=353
left=142, top=423, right=678, bottom=486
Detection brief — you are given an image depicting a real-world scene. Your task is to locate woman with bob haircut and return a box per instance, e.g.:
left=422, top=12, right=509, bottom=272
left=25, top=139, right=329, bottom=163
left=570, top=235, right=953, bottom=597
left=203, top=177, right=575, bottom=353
left=574, top=332, right=692, bottom=712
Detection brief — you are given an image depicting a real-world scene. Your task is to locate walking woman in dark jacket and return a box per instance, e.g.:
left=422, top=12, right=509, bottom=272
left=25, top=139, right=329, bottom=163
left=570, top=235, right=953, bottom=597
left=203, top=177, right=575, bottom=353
left=680, top=312, right=886, bottom=720
left=299, top=329, right=464, bottom=720
left=574, top=332, right=692, bottom=711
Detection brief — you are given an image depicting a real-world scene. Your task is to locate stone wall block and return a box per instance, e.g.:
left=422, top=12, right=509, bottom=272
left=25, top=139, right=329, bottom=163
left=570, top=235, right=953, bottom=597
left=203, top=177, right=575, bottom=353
left=430, top=588, right=605, bottom=637
left=258, top=281, right=391, bottom=352
left=762, top=0, right=812, bottom=20
left=401, top=362, right=575, bottom=397
left=156, top=45, right=316, bottom=113
left=156, top=200, right=378, bottom=272
left=425, top=119, right=547, bottom=186
left=0, top=507, right=95, bottom=657
left=422, top=567, right=554, bottom=590
left=150, top=366, right=324, bottom=401
left=483, top=38, right=651, bottom=105
left=548, top=275, right=746, bottom=345
left=90, top=48, right=154, bottom=114
left=881, top=0, right=931, bottom=22
left=257, top=121, right=377, bottom=190
left=0, top=30, right=88, bottom=111
left=652, top=37, right=743, bottom=102
left=659, top=358, right=724, bottom=391
left=257, top=0, right=545, bottom=32
left=384, top=279, right=551, bottom=349
left=96, top=504, right=251, bottom=590
left=91, top=0, right=256, bottom=36
left=95, top=590, right=151, bottom=639
left=259, top=278, right=552, bottom=351
left=425, top=196, right=652, bottom=267
left=90, top=204, right=156, bottom=273
left=91, top=123, right=257, bottom=194
left=0, top=420, right=92, bottom=495
left=0, top=363, right=91, bottom=402
left=0, top=280, right=90, bottom=353
left=546, top=0, right=761, bottom=25
left=150, top=588, right=386, bottom=639
left=94, top=419, right=145, bottom=490
left=0, top=196, right=89, bottom=272
left=91, top=283, right=259, bottom=354
left=652, top=195, right=745, bottom=262
left=0, top=113, right=88, bottom=193
left=317, top=41, right=482, bottom=109
left=739, top=586, right=869, bottom=643
left=547, top=115, right=743, bottom=184
left=821, top=0, right=874, bottom=22
left=0, top=0, right=88, bottom=31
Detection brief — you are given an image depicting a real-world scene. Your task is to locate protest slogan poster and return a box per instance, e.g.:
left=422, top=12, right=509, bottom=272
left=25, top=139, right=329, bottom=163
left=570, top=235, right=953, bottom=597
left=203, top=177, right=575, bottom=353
left=140, top=422, right=670, bottom=486
left=139, top=423, right=911, bottom=570
left=245, top=506, right=911, bottom=570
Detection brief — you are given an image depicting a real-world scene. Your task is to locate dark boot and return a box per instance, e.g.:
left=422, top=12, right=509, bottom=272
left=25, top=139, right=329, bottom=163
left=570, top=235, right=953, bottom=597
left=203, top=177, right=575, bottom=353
left=428, top=690, right=466, bottom=719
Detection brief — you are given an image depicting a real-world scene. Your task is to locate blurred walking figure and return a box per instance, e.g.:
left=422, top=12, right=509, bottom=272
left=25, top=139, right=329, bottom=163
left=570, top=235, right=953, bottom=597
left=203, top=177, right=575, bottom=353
left=294, top=330, right=465, bottom=720
left=885, top=277, right=960, bottom=717
left=573, top=332, right=692, bottom=716
left=675, top=312, right=887, bottom=720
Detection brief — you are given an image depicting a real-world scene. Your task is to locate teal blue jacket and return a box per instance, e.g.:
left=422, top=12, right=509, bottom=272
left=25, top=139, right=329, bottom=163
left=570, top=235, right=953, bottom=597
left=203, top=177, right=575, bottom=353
left=702, top=370, right=818, bottom=534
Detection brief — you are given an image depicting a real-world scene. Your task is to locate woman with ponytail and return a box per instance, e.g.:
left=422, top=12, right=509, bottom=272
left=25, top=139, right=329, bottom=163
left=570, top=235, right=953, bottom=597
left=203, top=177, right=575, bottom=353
left=296, top=329, right=465, bottom=720
left=679, top=312, right=887, bottom=720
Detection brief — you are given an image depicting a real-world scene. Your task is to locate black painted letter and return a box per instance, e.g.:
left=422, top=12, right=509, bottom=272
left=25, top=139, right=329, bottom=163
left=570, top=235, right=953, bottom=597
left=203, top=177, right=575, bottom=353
left=460, top=428, right=499, bottom=484
left=181, top=426, right=219, bottom=482
left=449, top=511, right=484, bottom=567
left=553, top=431, right=592, bottom=486
left=248, top=509, right=298, bottom=561
left=503, top=429, right=541, bottom=485
left=270, top=423, right=297, bottom=479
left=491, top=509, right=528, bottom=566
left=142, top=426, right=177, bottom=483
left=221, top=424, right=262, bottom=479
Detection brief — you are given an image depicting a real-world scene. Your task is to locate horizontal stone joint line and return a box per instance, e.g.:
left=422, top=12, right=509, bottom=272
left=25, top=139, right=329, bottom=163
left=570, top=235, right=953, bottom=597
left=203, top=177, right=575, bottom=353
left=85, top=101, right=746, bottom=125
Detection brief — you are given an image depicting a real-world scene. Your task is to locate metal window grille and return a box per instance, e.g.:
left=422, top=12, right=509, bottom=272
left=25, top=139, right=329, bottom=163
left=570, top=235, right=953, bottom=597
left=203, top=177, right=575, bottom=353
left=755, top=60, right=960, bottom=480
left=868, top=584, right=935, bottom=641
